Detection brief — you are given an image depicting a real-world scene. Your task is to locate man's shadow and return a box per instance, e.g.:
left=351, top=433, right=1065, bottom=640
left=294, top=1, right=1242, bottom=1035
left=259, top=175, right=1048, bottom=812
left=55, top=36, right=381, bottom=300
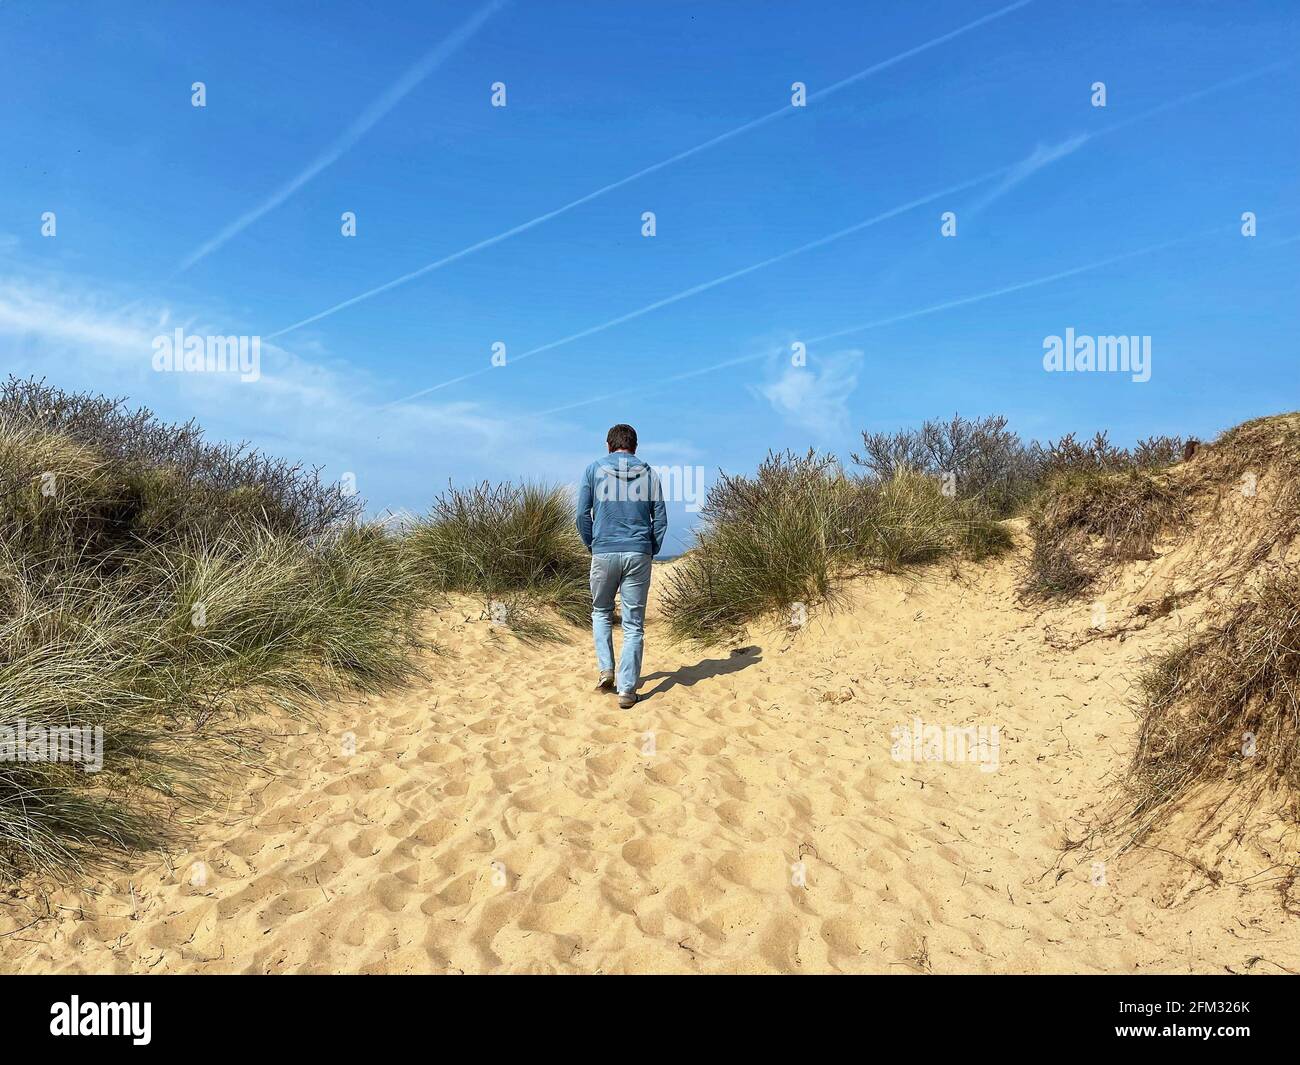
left=638, top=646, right=762, bottom=701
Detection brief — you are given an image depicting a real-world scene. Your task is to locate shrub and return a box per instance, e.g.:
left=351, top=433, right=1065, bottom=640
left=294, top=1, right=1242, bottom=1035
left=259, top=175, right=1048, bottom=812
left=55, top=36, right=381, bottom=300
left=853, top=414, right=1037, bottom=518
left=0, top=377, right=357, bottom=543
left=1040, top=430, right=1184, bottom=477
left=853, top=415, right=1186, bottom=520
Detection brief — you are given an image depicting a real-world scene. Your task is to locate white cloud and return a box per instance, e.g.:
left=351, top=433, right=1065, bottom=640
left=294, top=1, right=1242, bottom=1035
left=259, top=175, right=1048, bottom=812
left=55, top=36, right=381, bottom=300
left=753, top=347, right=863, bottom=436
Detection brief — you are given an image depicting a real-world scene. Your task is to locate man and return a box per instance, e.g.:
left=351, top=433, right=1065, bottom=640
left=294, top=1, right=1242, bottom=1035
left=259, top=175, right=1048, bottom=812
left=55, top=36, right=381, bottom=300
left=576, top=424, right=667, bottom=708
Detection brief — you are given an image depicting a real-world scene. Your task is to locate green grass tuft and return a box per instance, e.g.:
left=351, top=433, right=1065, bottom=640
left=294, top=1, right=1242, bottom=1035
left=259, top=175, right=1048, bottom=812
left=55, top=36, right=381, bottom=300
left=0, top=379, right=423, bottom=879
left=407, top=481, right=590, bottom=639
left=661, top=452, right=1011, bottom=644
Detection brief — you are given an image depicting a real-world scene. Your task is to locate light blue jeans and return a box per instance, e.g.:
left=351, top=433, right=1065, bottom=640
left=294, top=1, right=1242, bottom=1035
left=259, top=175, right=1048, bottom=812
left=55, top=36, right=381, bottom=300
left=590, top=551, right=652, bottom=694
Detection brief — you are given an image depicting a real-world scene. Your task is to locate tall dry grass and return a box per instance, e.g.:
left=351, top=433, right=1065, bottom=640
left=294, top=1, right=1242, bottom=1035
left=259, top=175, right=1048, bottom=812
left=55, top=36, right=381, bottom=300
left=1021, top=468, right=1187, bottom=598
left=1127, top=570, right=1300, bottom=838
left=1115, top=413, right=1300, bottom=837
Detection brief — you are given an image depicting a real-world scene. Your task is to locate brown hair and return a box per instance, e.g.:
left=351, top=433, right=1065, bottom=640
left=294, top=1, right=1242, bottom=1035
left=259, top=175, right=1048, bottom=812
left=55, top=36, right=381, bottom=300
left=607, top=424, right=637, bottom=453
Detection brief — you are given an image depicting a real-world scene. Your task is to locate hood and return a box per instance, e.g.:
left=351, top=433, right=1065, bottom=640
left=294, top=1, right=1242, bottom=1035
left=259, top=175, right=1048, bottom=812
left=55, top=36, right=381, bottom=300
left=598, top=454, right=650, bottom=481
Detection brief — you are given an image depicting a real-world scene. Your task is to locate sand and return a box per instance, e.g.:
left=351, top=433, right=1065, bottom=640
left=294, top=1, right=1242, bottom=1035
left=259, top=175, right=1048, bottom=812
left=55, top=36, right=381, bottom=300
left=4, top=538, right=1300, bottom=974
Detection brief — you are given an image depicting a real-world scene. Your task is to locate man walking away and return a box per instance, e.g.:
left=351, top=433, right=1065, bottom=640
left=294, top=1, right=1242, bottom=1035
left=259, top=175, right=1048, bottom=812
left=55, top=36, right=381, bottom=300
left=576, top=424, right=667, bottom=708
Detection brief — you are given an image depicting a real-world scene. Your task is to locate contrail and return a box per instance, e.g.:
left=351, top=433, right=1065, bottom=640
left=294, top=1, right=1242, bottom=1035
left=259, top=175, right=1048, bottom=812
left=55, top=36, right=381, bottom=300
left=529, top=227, right=1230, bottom=418
left=380, top=59, right=1286, bottom=409
left=379, top=162, right=1022, bottom=408
left=807, top=232, right=1215, bottom=344
left=963, top=133, right=1090, bottom=217
left=177, top=1, right=505, bottom=273
left=789, top=61, right=1288, bottom=314
left=266, top=0, right=1036, bottom=337
left=1099, top=60, right=1287, bottom=138
left=954, top=61, right=1288, bottom=218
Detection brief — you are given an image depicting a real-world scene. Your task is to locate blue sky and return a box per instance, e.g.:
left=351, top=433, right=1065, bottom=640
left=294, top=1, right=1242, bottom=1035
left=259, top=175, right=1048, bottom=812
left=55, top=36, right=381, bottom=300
left=1, top=0, right=1297, bottom=552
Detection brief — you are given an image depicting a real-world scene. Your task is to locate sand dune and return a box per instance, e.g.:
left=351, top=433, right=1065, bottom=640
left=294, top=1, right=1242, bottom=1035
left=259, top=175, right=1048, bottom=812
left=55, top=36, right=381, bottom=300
left=3, top=535, right=1300, bottom=974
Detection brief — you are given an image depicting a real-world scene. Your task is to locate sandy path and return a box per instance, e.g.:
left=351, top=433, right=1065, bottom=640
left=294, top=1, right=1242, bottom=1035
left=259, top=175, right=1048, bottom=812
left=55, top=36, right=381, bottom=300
left=4, top=555, right=1299, bottom=974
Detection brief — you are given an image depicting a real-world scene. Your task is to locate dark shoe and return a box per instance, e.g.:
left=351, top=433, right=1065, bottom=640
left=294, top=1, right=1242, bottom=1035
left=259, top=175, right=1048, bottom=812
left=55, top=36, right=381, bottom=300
left=595, top=672, right=615, bottom=693
left=617, top=692, right=638, bottom=709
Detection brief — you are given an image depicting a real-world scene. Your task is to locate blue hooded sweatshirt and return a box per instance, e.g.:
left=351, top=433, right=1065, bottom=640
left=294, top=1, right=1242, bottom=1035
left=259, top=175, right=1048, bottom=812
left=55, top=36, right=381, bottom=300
left=576, top=453, right=668, bottom=556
